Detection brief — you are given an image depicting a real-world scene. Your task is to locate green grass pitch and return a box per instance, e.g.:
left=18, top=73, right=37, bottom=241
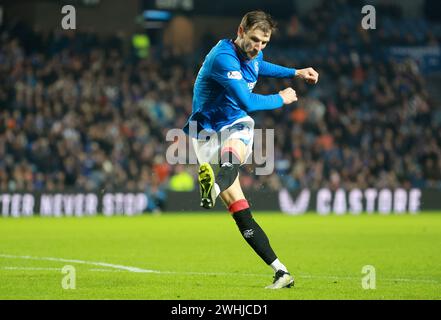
left=0, top=212, right=440, bottom=300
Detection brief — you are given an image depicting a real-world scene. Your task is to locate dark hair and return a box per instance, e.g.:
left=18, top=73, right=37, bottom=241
left=240, top=11, right=277, bottom=33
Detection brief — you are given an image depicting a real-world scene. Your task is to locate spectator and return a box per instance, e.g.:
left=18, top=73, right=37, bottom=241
left=169, top=165, right=195, bottom=192
left=0, top=0, right=440, bottom=194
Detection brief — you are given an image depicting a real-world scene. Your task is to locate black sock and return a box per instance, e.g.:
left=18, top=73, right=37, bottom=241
left=216, top=150, right=241, bottom=192
left=232, top=207, right=277, bottom=265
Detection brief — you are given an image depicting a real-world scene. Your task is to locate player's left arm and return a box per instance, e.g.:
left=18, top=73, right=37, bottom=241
left=259, top=60, right=319, bottom=84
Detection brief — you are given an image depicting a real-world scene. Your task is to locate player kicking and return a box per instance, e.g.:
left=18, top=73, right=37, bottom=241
left=183, top=11, right=319, bottom=289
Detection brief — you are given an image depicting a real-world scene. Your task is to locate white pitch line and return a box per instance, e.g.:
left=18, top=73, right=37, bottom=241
left=0, top=254, right=159, bottom=273
left=88, top=268, right=123, bottom=273
left=0, top=254, right=439, bottom=284
left=157, top=270, right=268, bottom=277
left=0, top=266, right=122, bottom=273
left=1, top=266, right=62, bottom=271
left=297, top=274, right=439, bottom=284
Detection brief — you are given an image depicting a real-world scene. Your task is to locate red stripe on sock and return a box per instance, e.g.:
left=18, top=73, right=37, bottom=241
left=228, top=199, right=250, bottom=213
left=221, top=147, right=241, bottom=163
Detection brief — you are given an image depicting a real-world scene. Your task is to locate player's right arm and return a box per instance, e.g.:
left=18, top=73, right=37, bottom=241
left=211, top=53, right=297, bottom=112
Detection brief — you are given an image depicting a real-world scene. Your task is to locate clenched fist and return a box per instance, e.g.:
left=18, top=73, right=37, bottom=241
left=279, top=87, right=298, bottom=104
left=296, top=67, right=319, bottom=84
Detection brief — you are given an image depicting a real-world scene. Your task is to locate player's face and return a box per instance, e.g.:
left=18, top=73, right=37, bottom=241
left=239, top=27, right=271, bottom=59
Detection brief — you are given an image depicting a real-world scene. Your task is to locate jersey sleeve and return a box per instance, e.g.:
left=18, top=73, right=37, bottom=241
left=211, top=53, right=284, bottom=112
left=259, top=60, right=297, bottom=78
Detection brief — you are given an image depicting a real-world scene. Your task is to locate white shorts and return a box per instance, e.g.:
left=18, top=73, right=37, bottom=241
left=191, top=116, right=255, bottom=166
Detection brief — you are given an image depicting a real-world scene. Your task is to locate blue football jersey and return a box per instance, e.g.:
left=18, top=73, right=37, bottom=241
left=184, top=39, right=296, bottom=137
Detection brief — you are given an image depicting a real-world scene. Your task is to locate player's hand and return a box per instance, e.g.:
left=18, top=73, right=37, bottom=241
left=279, top=87, right=298, bottom=104
left=296, top=67, right=319, bottom=84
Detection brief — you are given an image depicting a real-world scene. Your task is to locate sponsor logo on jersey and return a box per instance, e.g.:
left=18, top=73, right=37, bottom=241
left=227, top=71, right=243, bottom=80
left=247, top=81, right=256, bottom=90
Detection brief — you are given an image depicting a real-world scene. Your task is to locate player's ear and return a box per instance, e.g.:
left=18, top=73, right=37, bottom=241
left=237, top=25, right=244, bottom=38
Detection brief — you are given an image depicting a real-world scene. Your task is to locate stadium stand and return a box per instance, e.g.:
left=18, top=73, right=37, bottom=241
left=1, top=0, right=441, bottom=204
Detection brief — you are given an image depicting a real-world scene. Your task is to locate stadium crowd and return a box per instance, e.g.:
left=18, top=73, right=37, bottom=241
left=1, top=0, right=441, bottom=201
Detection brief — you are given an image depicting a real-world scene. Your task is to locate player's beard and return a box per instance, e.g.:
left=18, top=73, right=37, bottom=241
left=244, top=42, right=258, bottom=59
left=235, top=38, right=258, bottom=59
left=244, top=43, right=259, bottom=59
left=248, top=50, right=259, bottom=58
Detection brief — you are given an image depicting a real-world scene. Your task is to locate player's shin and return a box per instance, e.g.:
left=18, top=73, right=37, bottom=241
left=229, top=199, right=278, bottom=265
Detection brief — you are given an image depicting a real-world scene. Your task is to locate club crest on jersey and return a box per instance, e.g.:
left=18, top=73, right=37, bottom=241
left=254, top=61, right=259, bottom=73
left=227, top=71, right=243, bottom=80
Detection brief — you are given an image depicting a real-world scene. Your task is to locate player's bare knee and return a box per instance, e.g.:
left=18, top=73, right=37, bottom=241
left=221, top=139, right=246, bottom=164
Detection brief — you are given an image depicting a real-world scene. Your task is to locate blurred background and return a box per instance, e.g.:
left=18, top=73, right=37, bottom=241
left=1, top=0, right=441, bottom=213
